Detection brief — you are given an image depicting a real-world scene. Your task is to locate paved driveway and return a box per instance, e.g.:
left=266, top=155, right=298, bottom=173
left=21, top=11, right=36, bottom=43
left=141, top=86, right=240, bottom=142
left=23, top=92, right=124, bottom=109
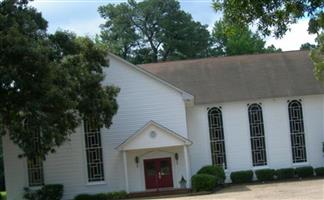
left=155, top=179, right=324, bottom=200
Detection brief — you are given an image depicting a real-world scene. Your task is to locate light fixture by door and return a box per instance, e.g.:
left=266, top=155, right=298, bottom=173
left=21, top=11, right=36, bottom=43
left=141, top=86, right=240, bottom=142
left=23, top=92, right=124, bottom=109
left=135, top=156, right=139, bottom=167
left=175, top=153, right=179, bottom=165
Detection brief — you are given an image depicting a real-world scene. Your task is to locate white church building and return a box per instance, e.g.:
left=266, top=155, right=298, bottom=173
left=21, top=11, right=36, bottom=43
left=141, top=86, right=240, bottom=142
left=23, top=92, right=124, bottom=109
left=3, top=50, right=324, bottom=199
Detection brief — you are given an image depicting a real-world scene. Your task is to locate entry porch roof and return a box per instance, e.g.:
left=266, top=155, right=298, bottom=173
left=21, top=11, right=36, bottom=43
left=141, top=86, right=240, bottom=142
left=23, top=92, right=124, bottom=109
left=116, top=121, right=192, bottom=151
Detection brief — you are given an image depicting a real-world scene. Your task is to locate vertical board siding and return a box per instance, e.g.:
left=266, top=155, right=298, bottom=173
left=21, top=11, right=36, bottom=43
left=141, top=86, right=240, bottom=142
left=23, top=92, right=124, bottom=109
left=3, top=56, right=188, bottom=200
left=188, top=95, right=324, bottom=181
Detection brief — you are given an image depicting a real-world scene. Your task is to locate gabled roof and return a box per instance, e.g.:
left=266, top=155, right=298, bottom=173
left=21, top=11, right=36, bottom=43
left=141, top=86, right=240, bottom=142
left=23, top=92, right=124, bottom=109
left=116, top=120, right=192, bottom=151
left=109, top=53, right=193, bottom=102
left=141, top=51, right=324, bottom=104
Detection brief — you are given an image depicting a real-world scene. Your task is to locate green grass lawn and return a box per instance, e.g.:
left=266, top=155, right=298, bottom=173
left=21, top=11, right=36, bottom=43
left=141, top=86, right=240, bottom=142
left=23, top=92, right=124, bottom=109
left=0, top=192, right=6, bottom=200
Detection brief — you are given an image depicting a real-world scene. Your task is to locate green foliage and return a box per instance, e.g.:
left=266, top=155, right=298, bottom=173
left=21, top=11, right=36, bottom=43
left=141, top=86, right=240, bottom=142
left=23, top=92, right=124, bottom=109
left=0, top=0, right=119, bottom=158
left=98, top=0, right=210, bottom=63
left=300, top=43, right=317, bottom=50
left=275, top=168, right=295, bottom=179
left=213, top=0, right=324, bottom=37
left=312, top=33, right=324, bottom=80
left=211, top=19, right=281, bottom=56
left=106, top=191, right=127, bottom=199
left=191, top=174, right=217, bottom=192
left=197, top=165, right=225, bottom=184
left=74, top=191, right=127, bottom=200
left=40, top=184, right=63, bottom=200
left=315, top=167, right=324, bottom=176
left=255, top=169, right=275, bottom=181
left=230, top=170, right=253, bottom=184
left=0, top=192, right=5, bottom=200
left=24, top=184, right=63, bottom=200
left=295, top=166, right=314, bottom=178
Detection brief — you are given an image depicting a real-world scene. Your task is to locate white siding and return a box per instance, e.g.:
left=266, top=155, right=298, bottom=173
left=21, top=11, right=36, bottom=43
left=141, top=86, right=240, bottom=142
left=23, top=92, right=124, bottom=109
left=3, top=56, right=188, bottom=200
left=3, top=54, right=324, bottom=200
left=3, top=135, right=27, bottom=200
left=187, top=95, right=324, bottom=180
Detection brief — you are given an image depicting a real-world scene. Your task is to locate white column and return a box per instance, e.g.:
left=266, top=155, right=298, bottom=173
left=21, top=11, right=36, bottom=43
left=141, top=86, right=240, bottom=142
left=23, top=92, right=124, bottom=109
left=183, top=145, right=191, bottom=188
left=123, top=151, right=129, bottom=193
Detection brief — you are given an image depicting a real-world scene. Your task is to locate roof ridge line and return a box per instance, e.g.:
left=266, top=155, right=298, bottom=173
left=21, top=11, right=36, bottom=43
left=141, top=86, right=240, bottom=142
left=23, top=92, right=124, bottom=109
left=140, top=50, right=309, bottom=66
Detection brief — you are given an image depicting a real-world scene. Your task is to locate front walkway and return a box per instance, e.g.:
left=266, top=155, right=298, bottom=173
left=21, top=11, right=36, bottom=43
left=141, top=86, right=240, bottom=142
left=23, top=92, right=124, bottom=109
left=153, top=179, right=324, bottom=200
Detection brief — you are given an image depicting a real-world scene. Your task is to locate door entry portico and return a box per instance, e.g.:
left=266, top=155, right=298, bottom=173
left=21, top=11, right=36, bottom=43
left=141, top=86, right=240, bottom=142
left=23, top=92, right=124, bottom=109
left=144, top=157, right=173, bottom=190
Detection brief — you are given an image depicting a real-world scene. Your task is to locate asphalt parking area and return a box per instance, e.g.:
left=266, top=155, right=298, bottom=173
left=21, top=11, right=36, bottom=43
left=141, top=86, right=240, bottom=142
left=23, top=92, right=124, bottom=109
left=154, top=178, right=324, bottom=200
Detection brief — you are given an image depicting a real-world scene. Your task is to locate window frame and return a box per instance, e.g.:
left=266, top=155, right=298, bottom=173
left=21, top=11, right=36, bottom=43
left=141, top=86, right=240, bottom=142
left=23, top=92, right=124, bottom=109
left=207, top=107, right=227, bottom=169
left=24, top=122, right=44, bottom=187
left=288, top=100, right=307, bottom=163
left=27, top=156, right=44, bottom=187
left=83, top=118, right=105, bottom=183
left=248, top=103, right=267, bottom=167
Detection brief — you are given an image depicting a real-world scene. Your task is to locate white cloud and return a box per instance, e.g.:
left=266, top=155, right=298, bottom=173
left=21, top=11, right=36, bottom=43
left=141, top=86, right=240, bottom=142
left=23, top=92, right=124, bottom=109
left=265, top=20, right=317, bottom=51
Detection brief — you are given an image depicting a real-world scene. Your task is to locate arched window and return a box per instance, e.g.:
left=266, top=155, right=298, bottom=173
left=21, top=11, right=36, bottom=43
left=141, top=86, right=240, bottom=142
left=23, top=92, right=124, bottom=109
left=84, top=118, right=105, bottom=182
left=248, top=104, right=267, bottom=166
left=208, top=107, right=227, bottom=168
left=288, top=100, right=307, bottom=163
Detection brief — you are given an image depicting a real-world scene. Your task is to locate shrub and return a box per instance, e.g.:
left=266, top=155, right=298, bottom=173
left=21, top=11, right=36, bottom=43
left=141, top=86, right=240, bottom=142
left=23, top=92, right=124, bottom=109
left=295, top=166, right=314, bottom=178
left=107, top=191, right=128, bottom=199
left=315, top=167, right=324, bottom=176
left=255, top=169, right=275, bottom=181
left=275, top=168, right=295, bottom=179
left=40, top=184, right=64, bottom=200
left=191, top=174, right=217, bottom=192
left=23, top=187, right=42, bottom=200
left=24, top=184, right=64, bottom=200
left=230, top=170, right=253, bottom=184
left=74, top=191, right=127, bottom=200
left=197, top=165, right=225, bottom=184
left=74, top=194, right=91, bottom=200
left=74, top=194, right=106, bottom=200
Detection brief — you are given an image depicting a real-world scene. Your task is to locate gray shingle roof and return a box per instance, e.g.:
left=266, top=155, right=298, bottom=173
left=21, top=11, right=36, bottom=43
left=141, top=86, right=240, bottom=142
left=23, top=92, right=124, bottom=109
left=140, top=50, right=324, bottom=104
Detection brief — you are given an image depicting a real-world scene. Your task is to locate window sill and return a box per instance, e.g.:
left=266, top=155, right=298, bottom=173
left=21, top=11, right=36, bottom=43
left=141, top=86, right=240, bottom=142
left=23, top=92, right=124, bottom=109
left=252, top=165, right=269, bottom=170
left=292, top=162, right=309, bottom=167
left=27, top=185, right=43, bottom=190
left=86, top=181, right=107, bottom=186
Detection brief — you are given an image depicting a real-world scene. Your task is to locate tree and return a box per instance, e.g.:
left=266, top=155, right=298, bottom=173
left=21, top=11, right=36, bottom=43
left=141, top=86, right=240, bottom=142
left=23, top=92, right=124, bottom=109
left=0, top=0, right=119, bottom=159
left=212, top=0, right=323, bottom=79
left=312, top=33, right=324, bottom=79
left=98, top=0, right=210, bottom=64
left=300, top=42, right=317, bottom=50
left=211, top=19, right=281, bottom=56
left=213, top=0, right=324, bottom=38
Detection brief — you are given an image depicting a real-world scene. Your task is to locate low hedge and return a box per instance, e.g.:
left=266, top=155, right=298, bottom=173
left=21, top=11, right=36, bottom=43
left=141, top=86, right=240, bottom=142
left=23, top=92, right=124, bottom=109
left=74, top=191, right=127, bottom=200
left=191, top=174, right=217, bottom=192
left=197, top=165, right=225, bottom=184
left=41, top=184, right=64, bottom=200
left=106, top=191, right=127, bottom=199
left=315, top=167, right=324, bottom=176
left=24, top=184, right=64, bottom=200
left=255, top=169, right=275, bottom=181
left=275, top=168, right=295, bottom=179
left=230, top=170, right=253, bottom=184
left=295, top=166, right=314, bottom=178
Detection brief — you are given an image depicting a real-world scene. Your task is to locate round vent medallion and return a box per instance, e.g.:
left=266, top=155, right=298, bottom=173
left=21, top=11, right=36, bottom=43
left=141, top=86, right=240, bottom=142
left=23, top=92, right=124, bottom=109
left=150, top=131, right=157, bottom=138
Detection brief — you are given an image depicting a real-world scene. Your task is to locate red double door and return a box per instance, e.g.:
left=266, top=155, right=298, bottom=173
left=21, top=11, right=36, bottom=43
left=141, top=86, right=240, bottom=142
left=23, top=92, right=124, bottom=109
left=144, top=157, right=173, bottom=190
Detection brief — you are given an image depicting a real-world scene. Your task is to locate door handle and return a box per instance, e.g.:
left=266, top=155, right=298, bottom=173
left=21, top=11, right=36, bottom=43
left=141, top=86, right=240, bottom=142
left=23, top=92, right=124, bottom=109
left=158, top=172, right=161, bottom=179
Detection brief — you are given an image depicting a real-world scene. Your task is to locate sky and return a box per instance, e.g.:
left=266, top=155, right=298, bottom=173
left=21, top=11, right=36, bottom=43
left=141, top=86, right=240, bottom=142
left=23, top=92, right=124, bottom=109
left=30, top=0, right=317, bottom=51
